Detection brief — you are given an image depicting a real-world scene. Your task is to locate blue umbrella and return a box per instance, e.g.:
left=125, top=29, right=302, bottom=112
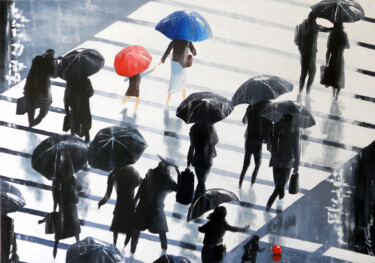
left=155, top=10, right=213, bottom=42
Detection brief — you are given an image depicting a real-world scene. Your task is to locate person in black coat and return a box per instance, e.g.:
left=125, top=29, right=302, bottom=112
left=52, top=163, right=83, bottom=258
left=187, top=123, right=218, bottom=202
left=63, top=76, right=94, bottom=142
left=98, top=165, right=142, bottom=247
left=294, top=11, right=332, bottom=95
left=198, top=206, right=249, bottom=263
left=23, top=49, right=57, bottom=127
left=130, top=161, right=178, bottom=256
left=1, top=215, right=19, bottom=263
left=266, top=114, right=300, bottom=209
left=325, top=22, right=350, bottom=100
left=241, top=235, right=265, bottom=263
left=239, top=101, right=272, bottom=189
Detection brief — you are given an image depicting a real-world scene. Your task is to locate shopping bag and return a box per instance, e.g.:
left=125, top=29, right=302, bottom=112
left=176, top=167, right=195, bottom=205
left=16, top=97, right=27, bottom=115
left=289, top=173, right=299, bottom=194
left=44, top=211, right=63, bottom=234
left=320, top=63, right=331, bottom=87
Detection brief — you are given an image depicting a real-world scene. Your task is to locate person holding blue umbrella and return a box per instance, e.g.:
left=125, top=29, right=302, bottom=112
left=155, top=10, right=213, bottom=105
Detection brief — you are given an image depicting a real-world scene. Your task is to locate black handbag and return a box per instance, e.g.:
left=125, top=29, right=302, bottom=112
left=289, top=173, right=299, bottom=194
left=44, top=211, right=63, bottom=234
left=62, top=114, right=71, bottom=132
left=16, top=97, right=27, bottom=115
left=176, top=168, right=195, bottom=205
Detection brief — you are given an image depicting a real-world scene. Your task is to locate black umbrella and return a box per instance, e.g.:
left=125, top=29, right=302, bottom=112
left=32, top=134, right=88, bottom=180
left=231, top=75, right=293, bottom=106
left=88, top=125, right=148, bottom=172
left=311, top=0, right=365, bottom=23
left=260, top=100, right=315, bottom=128
left=0, top=179, right=25, bottom=214
left=187, top=188, right=239, bottom=222
left=57, top=48, right=105, bottom=81
left=176, top=92, right=233, bottom=124
left=154, top=254, right=192, bottom=263
left=66, top=237, right=123, bottom=263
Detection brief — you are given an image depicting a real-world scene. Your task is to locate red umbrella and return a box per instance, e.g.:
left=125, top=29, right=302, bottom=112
left=114, top=45, right=152, bottom=77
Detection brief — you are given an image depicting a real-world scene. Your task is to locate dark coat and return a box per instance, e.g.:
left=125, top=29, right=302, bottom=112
left=198, top=218, right=244, bottom=245
left=242, top=238, right=264, bottom=261
left=188, top=123, right=218, bottom=169
left=133, top=167, right=178, bottom=233
left=161, top=39, right=197, bottom=67
left=52, top=175, right=82, bottom=240
left=107, top=166, right=142, bottom=233
left=64, top=78, right=94, bottom=137
left=1, top=215, right=16, bottom=263
left=268, top=120, right=300, bottom=169
left=243, top=101, right=272, bottom=144
left=327, top=28, right=350, bottom=89
left=24, top=54, right=57, bottom=108
left=125, top=74, right=141, bottom=97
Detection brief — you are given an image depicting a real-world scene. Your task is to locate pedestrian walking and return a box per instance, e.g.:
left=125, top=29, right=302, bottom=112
left=130, top=160, right=178, bottom=256
left=23, top=49, right=57, bottom=127
left=198, top=206, right=249, bottom=263
left=325, top=22, right=350, bottom=100
left=241, top=235, right=265, bottom=263
left=98, top=166, right=142, bottom=247
left=239, top=101, right=272, bottom=189
left=51, top=162, right=82, bottom=258
left=294, top=11, right=332, bottom=95
left=63, top=76, right=94, bottom=142
left=159, top=39, right=197, bottom=104
left=187, top=123, right=218, bottom=202
left=266, top=114, right=300, bottom=209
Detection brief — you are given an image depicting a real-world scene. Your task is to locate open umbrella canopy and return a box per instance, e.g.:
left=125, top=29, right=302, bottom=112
left=176, top=92, right=233, bottom=124
left=156, top=10, right=213, bottom=42
left=311, top=0, right=365, bottom=23
left=88, top=125, right=148, bottom=172
left=154, top=255, right=192, bottom=263
left=114, top=45, right=152, bottom=77
left=0, top=179, right=25, bottom=215
left=57, top=48, right=105, bottom=81
left=260, top=100, right=315, bottom=128
left=32, top=134, right=88, bottom=180
left=66, top=237, right=123, bottom=263
left=231, top=75, right=293, bottom=106
left=187, top=188, right=239, bottom=222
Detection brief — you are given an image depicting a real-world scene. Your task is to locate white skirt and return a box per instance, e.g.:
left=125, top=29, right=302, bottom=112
left=168, top=61, right=187, bottom=94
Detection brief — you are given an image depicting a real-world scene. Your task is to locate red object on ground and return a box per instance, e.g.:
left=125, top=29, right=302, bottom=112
left=114, top=45, right=152, bottom=77
left=273, top=253, right=282, bottom=261
left=273, top=245, right=282, bottom=254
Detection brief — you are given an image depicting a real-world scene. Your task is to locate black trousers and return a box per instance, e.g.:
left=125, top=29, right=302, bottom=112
left=27, top=104, right=49, bottom=127
left=299, top=53, right=316, bottom=94
left=130, top=229, right=167, bottom=253
left=193, top=166, right=211, bottom=202
left=266, top=167, right=291, bottom=208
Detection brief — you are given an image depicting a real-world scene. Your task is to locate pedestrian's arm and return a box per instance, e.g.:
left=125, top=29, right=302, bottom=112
left=198, top=223, right=208, bottom=233
left=189, top=42, right=197, bottom=56
left=226, top=223, right=249, bottom=233
left=258, top=246, right=266, bottom=252
left=98, top=174, right=114, bottom=209
left=187, top=145, right=194, bottom=167
left=161, top=41, right=174, bottom=64
left=318, top=25, right=333, bottom=33
left=325, top=48, right=331, bottom=65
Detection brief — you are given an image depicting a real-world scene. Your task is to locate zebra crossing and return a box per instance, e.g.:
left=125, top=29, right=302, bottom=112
left=1, top=0, right=375, bottom=262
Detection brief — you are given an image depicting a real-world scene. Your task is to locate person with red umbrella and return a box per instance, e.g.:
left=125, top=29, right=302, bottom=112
left=114, top=45, right=152, bottom=113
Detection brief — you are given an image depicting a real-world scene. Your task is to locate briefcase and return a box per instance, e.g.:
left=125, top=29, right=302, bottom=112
left=176, top=168, right=195, bottom=205
left=45, top=211, right=63, bottom=234
left=16, top=97, right=27, bottom=115
left=289, top=173, right=299, bottom=195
